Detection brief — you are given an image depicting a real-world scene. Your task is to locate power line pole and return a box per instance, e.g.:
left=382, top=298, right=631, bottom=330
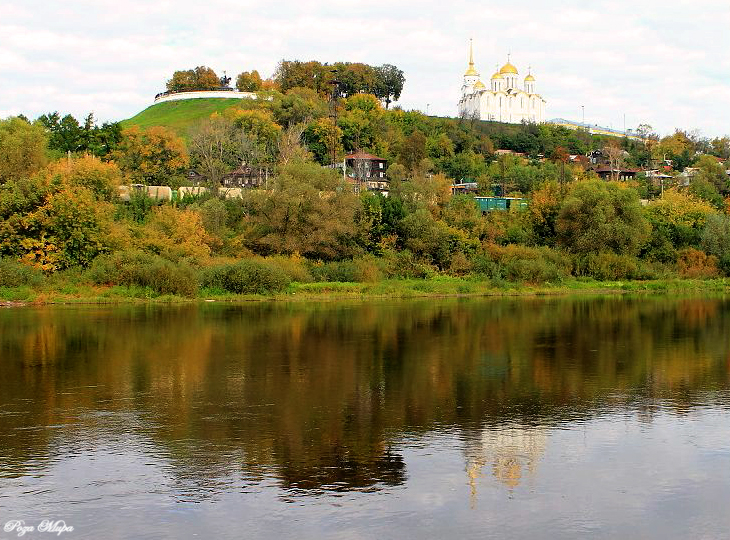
left=328, top=69, right=340, bottom=169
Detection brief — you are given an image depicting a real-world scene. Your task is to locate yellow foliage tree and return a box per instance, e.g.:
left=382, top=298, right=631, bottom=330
left=645, top=189, right=716, bottom=231
left=36, top=155, right=123, bottom=201
left=0, top=117, right=48, bottom=184
left=134, top=206, right=211, bottom=263
left=112, top=126, right=188, bottom=187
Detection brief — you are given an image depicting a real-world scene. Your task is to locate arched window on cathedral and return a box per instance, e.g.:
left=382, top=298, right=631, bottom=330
left=499, top=97, right=502, bottom=108
left=521, top=98, right=524, bottom=108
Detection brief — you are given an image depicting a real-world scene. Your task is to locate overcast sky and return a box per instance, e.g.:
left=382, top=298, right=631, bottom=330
left=1, top=0, right=728, bottom=137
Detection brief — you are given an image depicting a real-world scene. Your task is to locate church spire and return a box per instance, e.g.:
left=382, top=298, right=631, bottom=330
left=464, top=38, right=479, bottom=77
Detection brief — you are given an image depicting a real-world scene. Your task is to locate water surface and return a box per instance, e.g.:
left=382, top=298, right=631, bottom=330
left=1, top=297, right=729, bottom=539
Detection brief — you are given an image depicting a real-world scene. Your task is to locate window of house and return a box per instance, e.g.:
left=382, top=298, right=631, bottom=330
left=379, top=162, right=383, bottom=169
left=380, top=172, right=384, bottom=178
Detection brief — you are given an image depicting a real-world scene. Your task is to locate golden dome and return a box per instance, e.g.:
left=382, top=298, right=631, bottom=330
left=491, top=71, right=504, bottom=80
left=474, top=80, right=486, bottom=89
left=524, top=74, right=535, bottom=82
left=500, top=61, right=518, bottom=75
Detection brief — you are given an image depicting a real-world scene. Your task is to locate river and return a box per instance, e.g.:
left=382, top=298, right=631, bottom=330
left=1, top=296, right=729, bottom=539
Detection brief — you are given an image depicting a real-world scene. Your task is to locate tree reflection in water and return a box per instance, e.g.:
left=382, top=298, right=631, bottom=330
left=0, top=296, right=729, bottom=497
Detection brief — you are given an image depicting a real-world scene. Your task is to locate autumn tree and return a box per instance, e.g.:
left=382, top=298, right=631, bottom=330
left=709, top=136, right=730, bottom=160
left=694, top=154, right=728, bottom=194
left=656, top=130, right=695, bottom=170
left=188, top=115, right=257, bottom=190
left=166, top=66, right=220, bottom=92
left=557, top=180, right=649, bottom=256
left=134, top=205, right=211, bottom=263
left=226, top=108, right=282, bottom=161
left=277, top=123, right=312, bottom=165
left=338, top=93, right=383, bottom=152
left=274, top=60, right=331, bottom=94
left=112, top=126, right=188, bottom=187
left=392, top=172, right=452, bottom=216
left=236, top=70, right=263, bottom=92
left=37, top=155, right=123, bottom=201
left=700, top=215, right=730, bottom=273
left=642, top=189, right=716, bottom=261
left=526, top=180, right=562, bottom=246
left=399, top=130, right=427, bottom=176
left=274, top=60, right=404, bottom=102
left=0, top=117, right=48, bottom=184
left=373, top=64, right=405, bottom=109
left=271, top=87, right=327, bottom=127
left=398, top=208, right=474, bottom=269
left=240, top=162, right=358, bottom=259
left=603, top=142, right=626, bottom=181
left=303, top=118, right=342, bottom=165
left=0, top=159, right=123, bottom=270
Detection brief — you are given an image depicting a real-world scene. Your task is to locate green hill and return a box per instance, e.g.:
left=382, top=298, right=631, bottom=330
left=121, top=98, right=248, bottom=135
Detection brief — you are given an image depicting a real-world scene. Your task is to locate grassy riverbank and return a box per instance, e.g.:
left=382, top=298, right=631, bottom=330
left=2, top=276, right=729, bottom=306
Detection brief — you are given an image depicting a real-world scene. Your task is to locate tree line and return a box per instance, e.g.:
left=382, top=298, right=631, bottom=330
left=1, top=75, right=730, bottom=297
left=165, top=61, right=405, bottom=109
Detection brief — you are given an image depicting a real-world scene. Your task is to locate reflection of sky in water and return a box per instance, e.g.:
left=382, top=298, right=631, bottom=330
left=2, top=409, right=729, bottom=540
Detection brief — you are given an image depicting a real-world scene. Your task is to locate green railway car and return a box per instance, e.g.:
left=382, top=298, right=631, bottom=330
left=474, top=196, right=527, bottom=213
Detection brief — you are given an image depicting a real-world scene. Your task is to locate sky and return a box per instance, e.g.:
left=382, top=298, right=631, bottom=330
left=1, top=0, right=729, bottom=137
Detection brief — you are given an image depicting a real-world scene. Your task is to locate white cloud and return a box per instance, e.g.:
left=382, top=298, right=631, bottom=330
left=1, top=0, right=728, bottom=137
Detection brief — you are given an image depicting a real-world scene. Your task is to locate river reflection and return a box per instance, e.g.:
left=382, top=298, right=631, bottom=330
left=0, top=296, right=729, bottom=539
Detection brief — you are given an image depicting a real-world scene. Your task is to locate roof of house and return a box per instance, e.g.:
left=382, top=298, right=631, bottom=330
left=594, top=166, right=641, bottom=174
left=345, top=152, right=387, bottom=161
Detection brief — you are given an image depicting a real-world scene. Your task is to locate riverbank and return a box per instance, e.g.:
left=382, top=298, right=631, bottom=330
left=2, top=276, right=729, bottom=306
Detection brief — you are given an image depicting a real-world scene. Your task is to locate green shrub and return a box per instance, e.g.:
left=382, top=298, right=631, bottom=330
left=504, top=257, right=563, bottom=283
left=485, top=244, right=572, bottom=284
left=200, top=259, right=290, bottom=294
left=471, top=254, right=502, bottom=279
left=701, top=215, right=730, bottom=275
left=86, top=250, right=198, bottom=297
left=266, top=255, right=313, bottom=283
left=720, top=255, right=730, bottom=277
left=353, top=256, right=383, bottom=283
left=307, top=260, right=358, bottom=282
left=382, top=250, right=433, bottom=279
left=575, top=252, right=642, bottom=281
left=448, top=252, right=473, bottom=277
left=0, top=258, right=43, bottom=287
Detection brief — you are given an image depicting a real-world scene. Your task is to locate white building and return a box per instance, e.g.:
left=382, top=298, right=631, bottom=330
left=457, top=41, right=546, bottom=124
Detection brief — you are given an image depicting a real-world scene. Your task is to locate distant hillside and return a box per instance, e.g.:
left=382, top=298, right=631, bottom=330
left=121, top=98, right=246, bottom=136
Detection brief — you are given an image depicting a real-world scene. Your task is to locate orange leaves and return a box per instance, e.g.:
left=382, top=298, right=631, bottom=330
left=677, top=248, right=719, bottom=279
left=38, top=155, right=123, bottom=201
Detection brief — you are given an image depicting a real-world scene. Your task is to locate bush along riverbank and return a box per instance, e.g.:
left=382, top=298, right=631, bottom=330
left=2, top=252, right=730, bottom=306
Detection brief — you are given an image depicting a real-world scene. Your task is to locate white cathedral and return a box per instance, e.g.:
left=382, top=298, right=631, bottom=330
left=457, top=41, right=546, bottom=124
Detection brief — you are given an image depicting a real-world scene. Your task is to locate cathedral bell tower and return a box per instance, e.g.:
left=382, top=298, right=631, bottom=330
left=462, top=39, right=480, bottom=93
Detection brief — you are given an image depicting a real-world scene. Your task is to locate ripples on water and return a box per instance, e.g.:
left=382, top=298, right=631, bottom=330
left=0, top=297, right=729, bottom=539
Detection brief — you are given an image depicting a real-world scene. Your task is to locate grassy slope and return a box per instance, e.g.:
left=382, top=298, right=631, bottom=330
left=121, top=98, right=248, bottom=136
